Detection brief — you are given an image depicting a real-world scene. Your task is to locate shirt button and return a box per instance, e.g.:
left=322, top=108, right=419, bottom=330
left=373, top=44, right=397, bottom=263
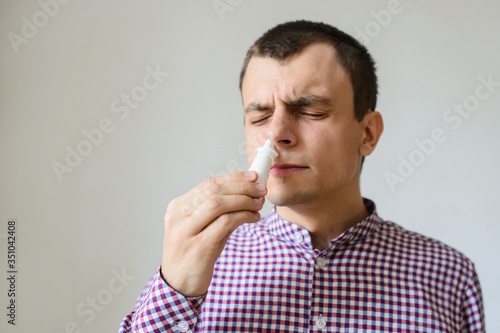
left=176, top=321, right=189, bottom=332
left=316, top=315, right=327, bottom=329
left=294, top=233, right=303, bottom=243
left=315, top=257, right=327, bottom=268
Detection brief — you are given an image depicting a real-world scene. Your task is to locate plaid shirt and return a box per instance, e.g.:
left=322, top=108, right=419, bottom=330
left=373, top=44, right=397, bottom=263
left=119, top=199, right=484, bottom=332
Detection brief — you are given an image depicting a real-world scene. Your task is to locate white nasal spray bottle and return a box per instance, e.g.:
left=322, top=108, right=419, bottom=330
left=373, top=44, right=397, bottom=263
left=249, top=139, right=278, bottom=185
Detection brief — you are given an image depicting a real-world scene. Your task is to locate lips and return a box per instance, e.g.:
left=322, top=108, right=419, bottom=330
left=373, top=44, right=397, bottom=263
left=269, top=163, right=309, bottom=176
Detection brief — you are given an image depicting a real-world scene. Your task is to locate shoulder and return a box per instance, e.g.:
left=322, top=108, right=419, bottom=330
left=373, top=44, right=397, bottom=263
left=374, top=219, right=476, bottom=277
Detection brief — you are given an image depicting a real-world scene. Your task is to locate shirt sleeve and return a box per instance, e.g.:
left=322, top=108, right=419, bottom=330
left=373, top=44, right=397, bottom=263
left=119, top=266, right=206, bottom=333
left=461, top=264, right=485, bottom=333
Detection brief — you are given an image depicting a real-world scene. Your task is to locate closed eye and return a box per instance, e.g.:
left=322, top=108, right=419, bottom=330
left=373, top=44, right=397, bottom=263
left=298, top=111, right=328, bottom=119
left=250, top=115, right=271, bottom=125
left=301, top=112, right=324, bottom=117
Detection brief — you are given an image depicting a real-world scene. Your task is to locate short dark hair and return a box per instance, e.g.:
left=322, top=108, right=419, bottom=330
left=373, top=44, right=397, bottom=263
left=239, top=20, right=378, bottom=122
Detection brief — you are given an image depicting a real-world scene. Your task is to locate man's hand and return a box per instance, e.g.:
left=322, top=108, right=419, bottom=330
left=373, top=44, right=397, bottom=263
left=161, top=171, right=266, bottom=297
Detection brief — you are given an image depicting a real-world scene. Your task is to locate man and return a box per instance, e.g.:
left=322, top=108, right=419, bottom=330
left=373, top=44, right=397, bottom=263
left=120, top=20, right=484, bottom=332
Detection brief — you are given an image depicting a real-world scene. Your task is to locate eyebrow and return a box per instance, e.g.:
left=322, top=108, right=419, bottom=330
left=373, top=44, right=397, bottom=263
left=244, top=102, right=271, bottom=114
left=244, top=94, right=333, bottom=114
left=288, top=95, right=332, bottom=108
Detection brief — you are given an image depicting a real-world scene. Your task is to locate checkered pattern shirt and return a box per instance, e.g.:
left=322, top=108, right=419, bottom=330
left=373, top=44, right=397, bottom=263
left=119, top=198, right=484, bottom=332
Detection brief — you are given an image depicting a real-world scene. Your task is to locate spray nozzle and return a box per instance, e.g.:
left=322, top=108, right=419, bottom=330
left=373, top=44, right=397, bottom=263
left=249, top=139, right=278, bottom=185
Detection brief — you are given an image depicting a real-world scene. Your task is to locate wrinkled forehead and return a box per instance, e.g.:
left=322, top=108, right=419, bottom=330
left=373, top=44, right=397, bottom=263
left=241, top=43, right=351, bottom=106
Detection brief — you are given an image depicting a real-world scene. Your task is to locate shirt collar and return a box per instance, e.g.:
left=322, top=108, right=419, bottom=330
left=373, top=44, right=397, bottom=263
left=264, top=198, right=383, bottom=251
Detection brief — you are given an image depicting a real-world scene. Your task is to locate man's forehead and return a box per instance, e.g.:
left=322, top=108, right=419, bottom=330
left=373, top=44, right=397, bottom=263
left=242, top=46, right=348, bottom=106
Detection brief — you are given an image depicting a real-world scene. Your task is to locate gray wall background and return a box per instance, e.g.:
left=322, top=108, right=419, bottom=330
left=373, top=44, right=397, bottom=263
left=1, top=0, right=498, bottom=332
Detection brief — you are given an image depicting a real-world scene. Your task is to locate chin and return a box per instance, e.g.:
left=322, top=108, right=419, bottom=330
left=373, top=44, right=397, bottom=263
left=266, top=188, right=319, bottom=207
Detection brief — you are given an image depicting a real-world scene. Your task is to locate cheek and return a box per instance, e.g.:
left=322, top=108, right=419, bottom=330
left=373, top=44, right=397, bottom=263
left=245, top=132, right=259, bottom=165
left=306, top=122, right=359, bottom=166
left=303, top=123, right=336, bottom=152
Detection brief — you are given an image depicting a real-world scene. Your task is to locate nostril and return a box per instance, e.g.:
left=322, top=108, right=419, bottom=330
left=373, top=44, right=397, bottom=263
left=281, top=139, right=291, bottom=144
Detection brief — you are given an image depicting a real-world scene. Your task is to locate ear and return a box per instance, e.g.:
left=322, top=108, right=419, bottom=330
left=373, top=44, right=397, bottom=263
left=359, top=111, right=384, bottom=157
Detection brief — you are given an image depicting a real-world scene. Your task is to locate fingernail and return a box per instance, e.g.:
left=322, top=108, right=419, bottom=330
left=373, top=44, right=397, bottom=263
left=245, top=171, right=255, bottom=179
left=255, top=183, right=266, bottom=192
left=253, top=198, right=262, bottom=205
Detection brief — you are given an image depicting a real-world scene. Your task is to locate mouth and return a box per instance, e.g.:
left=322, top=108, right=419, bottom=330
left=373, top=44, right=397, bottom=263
left=269, top=163, right=309, bottom=176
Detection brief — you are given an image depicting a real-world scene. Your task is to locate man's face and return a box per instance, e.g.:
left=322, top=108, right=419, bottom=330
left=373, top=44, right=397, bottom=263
left=242, top=42, right=365, bottom=206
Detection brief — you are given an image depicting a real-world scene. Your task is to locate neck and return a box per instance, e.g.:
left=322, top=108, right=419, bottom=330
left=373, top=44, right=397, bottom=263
left=275, top=187, right=369, bottom=251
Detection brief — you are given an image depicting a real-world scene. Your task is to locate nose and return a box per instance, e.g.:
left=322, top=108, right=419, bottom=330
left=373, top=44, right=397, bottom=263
left=267, top=107, right=297, bottom=148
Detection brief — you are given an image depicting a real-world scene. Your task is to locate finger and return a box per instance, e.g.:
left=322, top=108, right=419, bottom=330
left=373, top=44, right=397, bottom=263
left=187, top=194, right=264, bottom=235
left=175, top=171, right=260, bottom=216
left=201, top=210, right=261, bottom=243
left=213, top=181, right=267, bottom=198
left=183, top=171, right=258, bottom=203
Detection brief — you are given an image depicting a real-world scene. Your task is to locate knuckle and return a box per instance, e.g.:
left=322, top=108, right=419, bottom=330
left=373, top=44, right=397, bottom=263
left=241, top=181, right=251, bottom=193
left=163, top=212, right=175, bottom=229
left=217, top=213, right=231, bottom=226
left=179, top=203, right=192, bottom=216
left=206, top=197, right=221, bottom=210
left=167, top=198, right=191, bottom=216
left=167, top=198, right=178, bottom=211
left=207, top=182, right=221, bottom=195
left=225, top=171, right=239, bottom=183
